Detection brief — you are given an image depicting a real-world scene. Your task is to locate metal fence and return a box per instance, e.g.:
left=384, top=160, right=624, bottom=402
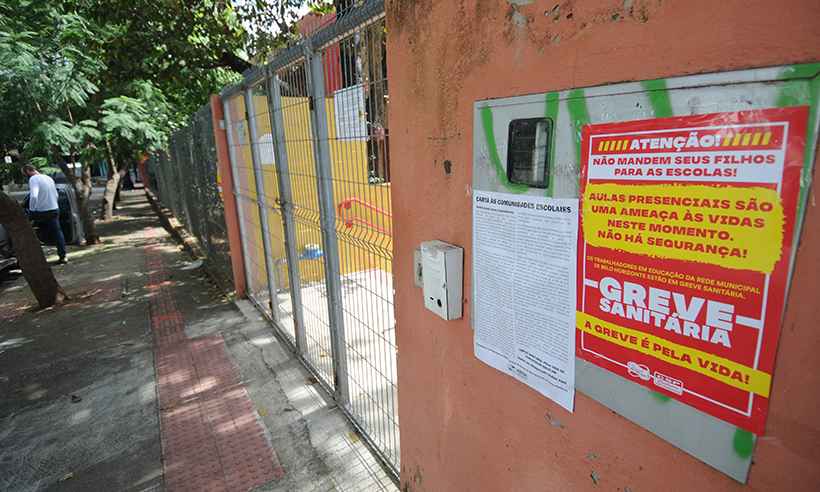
left=149, top=0, right=398, bottom=479
left=148, top=105, right=234, bottom=290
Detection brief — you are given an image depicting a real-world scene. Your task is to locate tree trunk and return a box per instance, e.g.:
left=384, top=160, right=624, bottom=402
left=79, top=163, right=98, bottom=241
left=0, top=192, right=66, bottom=308
left=101, top=140, right=126, bottom=221
left=58, top=159, right=99, bottom=244
left=60, top=107, right=97, bottom=241
left=101, top=169, right=122, bottom=221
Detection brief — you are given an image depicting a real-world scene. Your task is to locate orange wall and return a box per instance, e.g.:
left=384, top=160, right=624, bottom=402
left=387, top=1, right=820, bottom=491
left=210, top=94, right=247, bottom=298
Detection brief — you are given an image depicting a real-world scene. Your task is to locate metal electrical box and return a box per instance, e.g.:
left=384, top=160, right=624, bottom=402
left=472, top=64, right=820, bottom=482
left=421, top=240, right=464, bottom=320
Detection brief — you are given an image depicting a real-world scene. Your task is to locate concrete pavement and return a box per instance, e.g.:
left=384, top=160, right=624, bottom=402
left=0, top=190, right=396, bottom=491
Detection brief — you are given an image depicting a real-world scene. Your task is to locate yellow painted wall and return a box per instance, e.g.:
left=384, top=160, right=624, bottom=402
left=226, top=94, right=269, bottom=298
left=246, top=93, right=393, bottom=289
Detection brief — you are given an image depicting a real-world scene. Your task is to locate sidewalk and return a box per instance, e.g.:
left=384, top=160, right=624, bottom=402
left=0, top=190, right=396, bottom=491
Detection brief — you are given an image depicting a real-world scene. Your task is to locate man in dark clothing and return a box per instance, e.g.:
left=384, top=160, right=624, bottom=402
left=22, top=164, right=67, bottom=264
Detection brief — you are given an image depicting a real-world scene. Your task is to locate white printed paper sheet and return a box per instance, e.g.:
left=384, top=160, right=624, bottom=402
left=472, top=190, right=579, bottom=412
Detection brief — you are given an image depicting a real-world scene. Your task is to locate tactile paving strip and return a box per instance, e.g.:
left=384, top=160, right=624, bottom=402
left=146, top=245, right=284, bottom=491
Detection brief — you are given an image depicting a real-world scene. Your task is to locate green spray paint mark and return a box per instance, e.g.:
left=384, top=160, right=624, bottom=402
left=777, top=62, right=820, bottom=82
left=544, top=92, right=560, bottom=197
left=776, top=63, right=820, bottom=248
left=479, top=106, right=528, bottom=193
left=733, top=428, right=755, bottom=458
left=649, top=390, right=671, bottom=403
left=566, top=89, right=591, bottom=165
left=641, top=79, right=674, bottom=118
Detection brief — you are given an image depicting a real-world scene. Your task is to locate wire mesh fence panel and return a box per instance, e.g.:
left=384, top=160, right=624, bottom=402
left=165, top=150, right=182, bottom=222
left=188, top=112, right=210, bottom=254
left=159, top=149, right=182, bottom=223
left=225, top=94, right=272, bottom=316
left=273, top=59, right=336, bottom=389
left=191, top=105, right=234, bottom=289
left=316, top=15, right=398, bottom=472
left=175, top=129, right=193, bottom=233
left=151, top=149, right=182, bottom=222
left=156, top=143, right=181, bottom=221
left=158, top=152, right=171, bottom=213
left=147, top=102, right=234, bottom=291
left=166, top=137, right=188, bottom=229
left=247, top=83, right=297, bottom=343
left=149, top=152, right=168, bottom=211
left=174, top=127, right=201, bottom=241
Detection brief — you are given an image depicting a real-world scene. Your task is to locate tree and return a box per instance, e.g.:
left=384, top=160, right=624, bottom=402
left=0, top=1, right=107, bottom=243
left=236, top=0, right=335, bottom=60
left=3, top=0, right=329, bottom=226
left=96, top=81, right=170, bottom=220
left=81, top=0, right=251, bottom=121
left=0, top=192, right=66, bottom=308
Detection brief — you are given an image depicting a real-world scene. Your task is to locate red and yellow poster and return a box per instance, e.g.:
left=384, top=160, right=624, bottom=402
left=576, top=107, right=808, bottom=434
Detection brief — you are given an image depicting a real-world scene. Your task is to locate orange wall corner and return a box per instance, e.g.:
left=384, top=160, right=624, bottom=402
left=210, top=94, right=247, bottom=298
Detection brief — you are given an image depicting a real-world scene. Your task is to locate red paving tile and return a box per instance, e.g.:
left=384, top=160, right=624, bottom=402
left=145, top=245, right=284, bottom=491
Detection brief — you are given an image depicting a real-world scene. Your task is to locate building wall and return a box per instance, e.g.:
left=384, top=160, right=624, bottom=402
left=386, top=1, right=820, bottom=491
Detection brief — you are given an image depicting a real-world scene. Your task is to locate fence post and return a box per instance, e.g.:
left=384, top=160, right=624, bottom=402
left=222, top=97, right=255, bottom=300
left=265, top=68, right=308, bottom=353
left=304, top=42, right=350, bottom=406
left=210, top=94, right=247, bottom=298
left=244, top=87, right=282, bottom=321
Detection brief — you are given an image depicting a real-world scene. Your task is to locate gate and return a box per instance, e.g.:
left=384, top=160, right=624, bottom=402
left=220, top=1, right=399, bottom=476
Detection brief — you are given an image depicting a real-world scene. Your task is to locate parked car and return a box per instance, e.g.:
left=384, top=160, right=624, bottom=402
left=0, top=223, right=17, bottom=276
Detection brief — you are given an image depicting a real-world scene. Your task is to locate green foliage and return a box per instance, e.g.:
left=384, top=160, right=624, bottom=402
left=101, top=82, right=169, bottom=155
left=309, top=1, right=336, bottom=16
left=236, top=0, right=335, bottom=60
left=0, top=0, right=108, bottom=182
left=0, top=0, right=325, bottom=185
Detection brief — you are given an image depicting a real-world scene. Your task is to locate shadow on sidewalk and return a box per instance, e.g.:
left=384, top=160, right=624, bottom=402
left=0, top=190, right=169, bottom=491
